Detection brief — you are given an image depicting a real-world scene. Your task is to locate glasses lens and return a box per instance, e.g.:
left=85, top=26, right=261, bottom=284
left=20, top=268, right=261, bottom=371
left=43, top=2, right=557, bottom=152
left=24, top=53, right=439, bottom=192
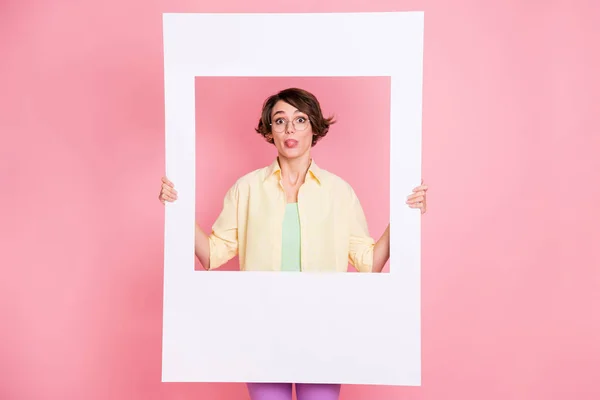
left=271, top=117, right=309, bottom=132
left=272, top=119, right=286, bottom=132
left=294, top=118, right=308, bottom=131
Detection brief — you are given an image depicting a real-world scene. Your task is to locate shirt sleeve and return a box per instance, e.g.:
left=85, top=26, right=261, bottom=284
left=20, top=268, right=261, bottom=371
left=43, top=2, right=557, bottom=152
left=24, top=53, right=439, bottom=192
left=208, top=182, right=239, bottom=270
left=347, top=188, right=375, bottom=273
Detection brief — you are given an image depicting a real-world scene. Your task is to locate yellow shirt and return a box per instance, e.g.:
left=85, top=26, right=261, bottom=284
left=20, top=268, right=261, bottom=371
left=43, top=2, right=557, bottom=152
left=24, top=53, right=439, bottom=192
left=208, top=159, right=375, bottom=272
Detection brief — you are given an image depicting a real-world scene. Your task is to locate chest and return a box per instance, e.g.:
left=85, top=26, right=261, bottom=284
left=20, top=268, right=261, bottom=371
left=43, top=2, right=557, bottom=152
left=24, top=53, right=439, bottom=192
left=244, top=180, right=336, bottom=226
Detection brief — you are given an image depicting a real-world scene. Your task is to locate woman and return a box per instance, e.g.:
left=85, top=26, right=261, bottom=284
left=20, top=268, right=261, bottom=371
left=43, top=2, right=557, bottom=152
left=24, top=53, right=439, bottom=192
left=159, top=88, right=428, bottom=399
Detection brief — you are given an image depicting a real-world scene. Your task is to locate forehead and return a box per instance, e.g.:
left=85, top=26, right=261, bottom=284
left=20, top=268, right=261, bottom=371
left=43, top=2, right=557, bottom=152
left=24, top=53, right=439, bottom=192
left=271, top=100, right=305, bottom=115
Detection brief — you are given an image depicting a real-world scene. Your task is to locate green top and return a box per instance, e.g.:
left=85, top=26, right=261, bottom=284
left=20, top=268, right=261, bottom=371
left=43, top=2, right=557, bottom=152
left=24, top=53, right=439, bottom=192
left=281, top=203, right=301, bottom=271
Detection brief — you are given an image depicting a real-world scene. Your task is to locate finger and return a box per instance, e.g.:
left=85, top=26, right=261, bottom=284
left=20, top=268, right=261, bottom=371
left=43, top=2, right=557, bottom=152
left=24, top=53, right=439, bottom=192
left=407, top=198, right=425, bottom=206
left=160, top=190, right=177, bottom=201
left=407, top=191, right=425, bottom=200
left=411, top=191, right=425, bottom=199
left=161, top=176, right=175, bottom=187
left=162, top=184, right=178, bottom=195
left=161, top=189, right=178, bottom=200
left=413, top=185, right=428, bottom=192
left=164, top=190, right=178, bottom=200
left=160, top=190, right=175, bottom=201
left=406, top=192, right=425, bottom=200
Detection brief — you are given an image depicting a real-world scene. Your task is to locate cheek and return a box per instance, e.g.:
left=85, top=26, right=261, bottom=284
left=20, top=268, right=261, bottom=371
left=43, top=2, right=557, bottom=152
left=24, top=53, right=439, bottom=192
left=304, top=136, right=313, bottom=147
left=272, top=133, right=283, bottom=144
left=300, top=130, right=314, bottom=144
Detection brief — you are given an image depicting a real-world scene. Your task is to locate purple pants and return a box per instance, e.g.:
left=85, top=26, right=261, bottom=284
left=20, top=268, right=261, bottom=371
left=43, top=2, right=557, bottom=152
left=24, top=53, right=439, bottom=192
left=247, top=382, right=341, bottom=400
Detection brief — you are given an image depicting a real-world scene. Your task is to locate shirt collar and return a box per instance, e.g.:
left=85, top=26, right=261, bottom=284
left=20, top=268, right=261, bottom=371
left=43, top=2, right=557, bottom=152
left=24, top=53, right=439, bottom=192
left=265, top=157, right=322, bottom=185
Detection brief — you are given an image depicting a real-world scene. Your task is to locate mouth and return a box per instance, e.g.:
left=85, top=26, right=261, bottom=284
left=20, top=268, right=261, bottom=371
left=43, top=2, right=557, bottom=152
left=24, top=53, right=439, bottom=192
left=284, top=139, right=298, bottom=148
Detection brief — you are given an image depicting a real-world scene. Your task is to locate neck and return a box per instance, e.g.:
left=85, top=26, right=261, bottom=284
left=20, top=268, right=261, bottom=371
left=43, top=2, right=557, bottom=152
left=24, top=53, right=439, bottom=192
left=278, top=153, right=311, bottom=185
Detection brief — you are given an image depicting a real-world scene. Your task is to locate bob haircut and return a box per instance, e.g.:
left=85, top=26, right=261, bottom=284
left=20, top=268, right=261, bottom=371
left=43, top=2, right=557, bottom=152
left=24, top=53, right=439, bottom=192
left=255, top=87, right=336, bottom=147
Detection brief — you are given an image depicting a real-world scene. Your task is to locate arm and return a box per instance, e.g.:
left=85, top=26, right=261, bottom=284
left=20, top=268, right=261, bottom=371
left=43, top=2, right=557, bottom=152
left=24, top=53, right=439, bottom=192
left=195, top=223, right=211, bottom=270
left=347, top=189, right=376, bottom=273
left=201, top=182, right=240, bottom=270
left=372, top=224, right=390, bottom=273
left=160, top=176, right=239, bottom=270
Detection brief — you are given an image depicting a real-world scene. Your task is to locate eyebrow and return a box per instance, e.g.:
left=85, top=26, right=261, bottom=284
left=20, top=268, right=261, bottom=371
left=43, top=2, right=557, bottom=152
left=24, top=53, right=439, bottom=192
left=272, top=110, right=305, bottom=117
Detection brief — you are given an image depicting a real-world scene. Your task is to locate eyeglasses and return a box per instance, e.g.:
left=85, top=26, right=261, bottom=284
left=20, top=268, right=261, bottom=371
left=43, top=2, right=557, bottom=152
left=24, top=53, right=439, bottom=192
left=270, top=116, right=310, bottom=133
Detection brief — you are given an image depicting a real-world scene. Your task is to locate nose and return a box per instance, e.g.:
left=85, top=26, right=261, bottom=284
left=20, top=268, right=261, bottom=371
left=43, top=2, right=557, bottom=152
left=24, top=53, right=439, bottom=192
left=284, top=120, right=295, bottom=134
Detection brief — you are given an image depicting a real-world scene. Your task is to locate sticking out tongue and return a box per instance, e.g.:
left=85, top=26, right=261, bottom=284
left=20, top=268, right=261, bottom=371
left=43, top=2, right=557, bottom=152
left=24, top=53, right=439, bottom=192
left=284, top=139, right=298, bottom=148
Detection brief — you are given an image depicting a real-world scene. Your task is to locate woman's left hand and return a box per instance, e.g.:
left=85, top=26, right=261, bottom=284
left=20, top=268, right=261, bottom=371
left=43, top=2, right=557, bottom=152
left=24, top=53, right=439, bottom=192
left=406, top=181, right=428, bottom=214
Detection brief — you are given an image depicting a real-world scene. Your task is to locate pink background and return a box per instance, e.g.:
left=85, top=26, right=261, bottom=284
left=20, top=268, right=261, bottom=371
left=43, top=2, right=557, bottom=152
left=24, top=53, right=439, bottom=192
left=1, top=1, right=599, bottom=400
left=194, top=76, right=390, bottom=272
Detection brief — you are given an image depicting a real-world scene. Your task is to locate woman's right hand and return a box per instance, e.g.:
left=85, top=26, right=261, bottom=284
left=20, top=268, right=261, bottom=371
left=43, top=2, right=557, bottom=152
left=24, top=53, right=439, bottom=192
left=159, top=176, right=178, bottom=204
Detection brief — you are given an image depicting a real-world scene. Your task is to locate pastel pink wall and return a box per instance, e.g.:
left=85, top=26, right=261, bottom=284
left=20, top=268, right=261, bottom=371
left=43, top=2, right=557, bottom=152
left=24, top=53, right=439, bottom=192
left=194, top=77, right=390, bottom=272
left=1, top=1, right=598, bottom=400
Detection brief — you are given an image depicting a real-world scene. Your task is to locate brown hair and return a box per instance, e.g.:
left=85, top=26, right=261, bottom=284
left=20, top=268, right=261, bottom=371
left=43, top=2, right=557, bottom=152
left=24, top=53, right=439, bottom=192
left=255, top=88, right=336, bottom=147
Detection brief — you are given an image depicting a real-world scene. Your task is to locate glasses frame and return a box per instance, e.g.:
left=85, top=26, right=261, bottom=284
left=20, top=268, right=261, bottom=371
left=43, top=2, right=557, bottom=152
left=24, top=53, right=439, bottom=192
left=269, top=116, right=311, bottom=133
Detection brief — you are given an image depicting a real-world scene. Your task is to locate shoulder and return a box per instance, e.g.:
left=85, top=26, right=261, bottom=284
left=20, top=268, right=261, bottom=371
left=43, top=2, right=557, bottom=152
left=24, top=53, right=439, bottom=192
left=317, top=167, right=359, bottom=200
left=225, top=165, right=272, bottom=194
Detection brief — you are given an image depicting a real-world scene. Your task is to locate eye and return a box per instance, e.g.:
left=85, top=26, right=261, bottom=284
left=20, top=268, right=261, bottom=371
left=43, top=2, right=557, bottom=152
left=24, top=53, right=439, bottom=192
left=296, top=117, right=307, bottom=123
left=274, top=118, right=286, bottom=125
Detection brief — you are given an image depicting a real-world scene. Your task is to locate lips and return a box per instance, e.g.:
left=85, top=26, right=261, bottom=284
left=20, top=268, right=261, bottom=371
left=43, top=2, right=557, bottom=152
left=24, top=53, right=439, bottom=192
left=284, top=139, right=298, bottom=148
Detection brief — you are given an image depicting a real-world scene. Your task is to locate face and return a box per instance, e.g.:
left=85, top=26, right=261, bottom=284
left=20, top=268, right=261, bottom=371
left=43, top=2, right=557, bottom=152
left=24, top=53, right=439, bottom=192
left=267, top=100, right=313, bottom=161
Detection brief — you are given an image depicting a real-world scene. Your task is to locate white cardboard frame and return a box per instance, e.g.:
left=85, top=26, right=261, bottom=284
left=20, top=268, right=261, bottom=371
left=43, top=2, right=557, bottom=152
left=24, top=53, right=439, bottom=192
left=162, top=12, right=424, bottom=386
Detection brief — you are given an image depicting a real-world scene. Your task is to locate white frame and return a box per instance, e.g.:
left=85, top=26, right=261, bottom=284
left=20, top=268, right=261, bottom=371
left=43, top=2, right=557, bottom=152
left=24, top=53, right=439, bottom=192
left=162, top=12, right=424, bottom=386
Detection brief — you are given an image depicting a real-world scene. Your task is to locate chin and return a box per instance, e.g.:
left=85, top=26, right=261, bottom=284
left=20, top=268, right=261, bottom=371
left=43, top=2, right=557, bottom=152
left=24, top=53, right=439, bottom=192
left=278, top=147, right=308, bottom=160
